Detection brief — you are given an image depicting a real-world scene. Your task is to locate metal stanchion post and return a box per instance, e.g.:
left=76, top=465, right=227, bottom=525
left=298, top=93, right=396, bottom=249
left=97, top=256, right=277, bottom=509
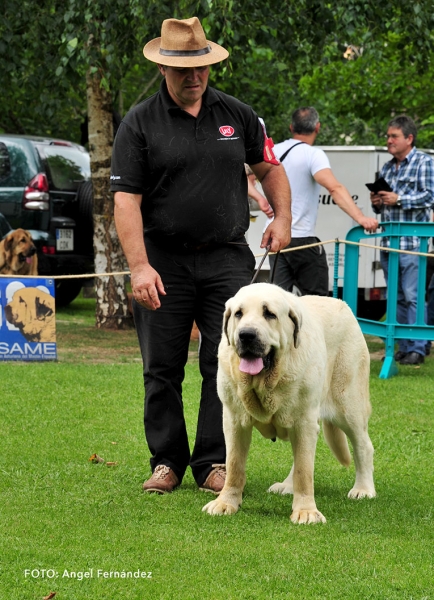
left=333, top=239, right=340, bottom=299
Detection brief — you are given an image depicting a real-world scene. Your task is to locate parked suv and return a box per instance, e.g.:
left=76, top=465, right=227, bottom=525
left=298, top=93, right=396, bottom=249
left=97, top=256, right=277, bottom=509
left=0, top=134, right=94, bottom=305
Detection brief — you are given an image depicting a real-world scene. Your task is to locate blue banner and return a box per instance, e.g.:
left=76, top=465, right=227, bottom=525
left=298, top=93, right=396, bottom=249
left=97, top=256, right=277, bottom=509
left=0, top=278, right=57, bottom=361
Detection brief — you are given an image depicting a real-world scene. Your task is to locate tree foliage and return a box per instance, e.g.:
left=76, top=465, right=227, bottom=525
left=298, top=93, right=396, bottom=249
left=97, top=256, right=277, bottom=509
left=2, top=0, right=434, bottom=143
left=2, top=0, right=434, bottom=327
left=298, top=30, right=434, bottom=147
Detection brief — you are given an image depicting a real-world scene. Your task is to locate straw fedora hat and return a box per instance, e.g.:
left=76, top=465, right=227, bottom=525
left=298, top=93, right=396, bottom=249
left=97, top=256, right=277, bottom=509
left=143, top=17, right=229, bottom=67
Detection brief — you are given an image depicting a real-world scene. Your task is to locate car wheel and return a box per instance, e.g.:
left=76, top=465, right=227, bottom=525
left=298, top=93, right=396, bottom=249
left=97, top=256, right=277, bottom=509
left=55, top=278, right=83, bottom=307
left=76, top=181, right=94, bottom=253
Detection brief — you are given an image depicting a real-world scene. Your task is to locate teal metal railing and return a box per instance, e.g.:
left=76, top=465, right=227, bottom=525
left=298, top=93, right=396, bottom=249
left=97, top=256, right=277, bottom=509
left=342, top=222, right=434, bottom=379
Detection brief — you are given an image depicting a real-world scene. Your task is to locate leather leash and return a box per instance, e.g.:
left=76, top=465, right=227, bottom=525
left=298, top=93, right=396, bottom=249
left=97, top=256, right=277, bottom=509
left=250, top=246, right=280, bottom=284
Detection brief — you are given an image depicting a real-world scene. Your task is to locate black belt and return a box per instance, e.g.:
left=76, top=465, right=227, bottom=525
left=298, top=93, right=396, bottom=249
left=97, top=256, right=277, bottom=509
left=181, top=240, right=249, bottom=252
left=182, top=241, right=217, bottom=251
left=147, top=236, right=249, bottom=253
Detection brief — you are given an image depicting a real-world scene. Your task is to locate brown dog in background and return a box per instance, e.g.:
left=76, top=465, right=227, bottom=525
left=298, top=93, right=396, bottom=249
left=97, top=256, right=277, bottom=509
left=0, top=229, right=38, bottom=276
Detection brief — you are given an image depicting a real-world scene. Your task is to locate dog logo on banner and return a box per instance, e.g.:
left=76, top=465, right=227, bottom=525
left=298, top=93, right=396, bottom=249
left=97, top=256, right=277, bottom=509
left=0, top=278, right=57, bottom=361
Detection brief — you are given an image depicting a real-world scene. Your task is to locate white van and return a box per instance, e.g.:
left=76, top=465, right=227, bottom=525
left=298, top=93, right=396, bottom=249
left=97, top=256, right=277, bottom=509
left=246, top=146, right=433, bottom=319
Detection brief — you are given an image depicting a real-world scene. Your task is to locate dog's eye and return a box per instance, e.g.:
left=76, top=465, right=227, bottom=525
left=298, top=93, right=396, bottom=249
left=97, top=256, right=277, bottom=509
left=263, top=307, right=277, bottom=320
left=234, top=310, right=242, bottom=319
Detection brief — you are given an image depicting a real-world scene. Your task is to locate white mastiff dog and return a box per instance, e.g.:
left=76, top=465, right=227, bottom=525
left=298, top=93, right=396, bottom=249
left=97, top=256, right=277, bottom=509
left=203, top=283, right=375, bottom=524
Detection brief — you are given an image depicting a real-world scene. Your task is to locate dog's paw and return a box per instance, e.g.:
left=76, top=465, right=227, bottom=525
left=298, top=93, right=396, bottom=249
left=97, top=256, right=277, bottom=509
left=348, top=486, right=376, bottom=499
left=202, top=498, right=239, bottom=516
left=267, top=482, right=293, bottom=495
left=290, top=509, right=326, bottom=524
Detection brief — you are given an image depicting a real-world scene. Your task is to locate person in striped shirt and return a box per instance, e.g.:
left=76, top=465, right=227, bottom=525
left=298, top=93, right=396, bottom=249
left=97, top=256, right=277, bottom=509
left=371, top=115, right=434, bottom=365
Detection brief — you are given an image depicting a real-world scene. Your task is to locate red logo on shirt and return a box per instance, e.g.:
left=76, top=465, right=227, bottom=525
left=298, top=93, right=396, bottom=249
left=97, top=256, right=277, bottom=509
left=219, top=126, right=235, bottom=137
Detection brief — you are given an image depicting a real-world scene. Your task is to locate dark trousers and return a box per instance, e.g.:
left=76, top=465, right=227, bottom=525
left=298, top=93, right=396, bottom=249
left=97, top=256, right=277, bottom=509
left=380, top=251, right=426, bottom=355
left=268, top=237, right=329, bottom=296
left=133, top=239, right=255, bottom=486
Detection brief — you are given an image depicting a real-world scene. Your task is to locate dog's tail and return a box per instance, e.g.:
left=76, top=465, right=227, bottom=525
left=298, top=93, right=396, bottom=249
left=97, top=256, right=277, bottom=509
left=322, top=421, right=351, bottom=467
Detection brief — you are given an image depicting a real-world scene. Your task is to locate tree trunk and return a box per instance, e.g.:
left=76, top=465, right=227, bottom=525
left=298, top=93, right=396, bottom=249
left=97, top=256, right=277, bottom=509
left=86, top=69, right=133, bottom=329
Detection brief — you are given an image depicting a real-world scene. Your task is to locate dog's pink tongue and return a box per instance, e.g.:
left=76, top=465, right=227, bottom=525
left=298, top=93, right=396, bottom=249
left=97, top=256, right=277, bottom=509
left=239, top=357, right=264, bottom=375
left=26, top=257, right=33, bottom=264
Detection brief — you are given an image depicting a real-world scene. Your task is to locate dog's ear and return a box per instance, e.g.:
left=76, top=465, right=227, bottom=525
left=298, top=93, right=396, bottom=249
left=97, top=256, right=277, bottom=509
left=223, top=305, right=232, bottom=345
left=0, top=243, right=5, bottom=269
left=35, top=296, right=54, bottom=320
left=3, top=233, right=14, bottom=252
left=288, top=306, right=302, bottom=348
left=0, top=235, right=13, bottom=270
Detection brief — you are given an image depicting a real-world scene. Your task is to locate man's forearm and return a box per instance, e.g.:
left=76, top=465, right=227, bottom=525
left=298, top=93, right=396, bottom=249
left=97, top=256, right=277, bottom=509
left=384, top=162, right=434, bottom=208
left=258, top=164, right=292, bottom=223
left=331, top=184, right=367, bottom=222
left=252, top=162, right=292, bottom=250
left=114, top=191, right=166, bottom=310
left=399, top=186, right=434, bottom=209
left=114, top=192, right=149, bottom=271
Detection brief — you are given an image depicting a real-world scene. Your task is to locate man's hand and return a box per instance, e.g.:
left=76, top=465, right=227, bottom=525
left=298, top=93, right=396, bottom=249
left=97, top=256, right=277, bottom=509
left=379, top=190, right=400, bottom=206
left=259, top=199, right=275, bottom=218
left=131, top=264, right=166, bottom=311
left=261, top=216, right=291, bottom=252
left=358, top=216, right=379, bottom=233
left=370, top=191, right=383, bottom=208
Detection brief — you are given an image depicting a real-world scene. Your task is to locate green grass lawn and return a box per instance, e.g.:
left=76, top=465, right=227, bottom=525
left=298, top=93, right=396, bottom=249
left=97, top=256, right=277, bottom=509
left=0, top=296, right=433, bottom=599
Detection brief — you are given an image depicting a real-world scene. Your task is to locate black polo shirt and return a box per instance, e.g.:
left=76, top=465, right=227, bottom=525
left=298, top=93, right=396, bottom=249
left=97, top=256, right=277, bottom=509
left=110, top=80, right=267, bottom=247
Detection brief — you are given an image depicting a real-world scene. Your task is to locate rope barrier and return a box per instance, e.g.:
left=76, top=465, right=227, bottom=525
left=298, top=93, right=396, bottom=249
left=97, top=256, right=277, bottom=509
left=0, top=271, right=130, bottom=279
left=262, top=238, right=434, bottom=259
left=0, top=238, right=432, bottom=280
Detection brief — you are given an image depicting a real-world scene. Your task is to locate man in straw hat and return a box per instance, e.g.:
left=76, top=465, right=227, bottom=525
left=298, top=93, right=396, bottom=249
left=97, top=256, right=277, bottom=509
left=111, top=17, right=291, bottom=494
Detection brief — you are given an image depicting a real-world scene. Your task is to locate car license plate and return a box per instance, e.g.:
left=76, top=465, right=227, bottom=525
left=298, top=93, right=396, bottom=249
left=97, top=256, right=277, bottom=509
left=56, top=228, right=74, bottom=251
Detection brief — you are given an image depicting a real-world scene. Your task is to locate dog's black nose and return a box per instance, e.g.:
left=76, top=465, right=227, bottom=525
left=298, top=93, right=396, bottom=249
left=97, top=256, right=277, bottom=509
left=238, top=327, right=257, bottom=342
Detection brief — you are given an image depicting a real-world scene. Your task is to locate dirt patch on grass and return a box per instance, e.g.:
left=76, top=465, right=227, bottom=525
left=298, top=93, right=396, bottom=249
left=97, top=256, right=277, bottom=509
left=56, top=322, right=199, bottom=364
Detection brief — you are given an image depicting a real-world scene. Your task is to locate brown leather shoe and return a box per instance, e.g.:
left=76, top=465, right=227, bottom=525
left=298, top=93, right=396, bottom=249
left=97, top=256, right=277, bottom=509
left=142, top=465, right=179, bottom=494
left=199, top=464, right=226, bottom=495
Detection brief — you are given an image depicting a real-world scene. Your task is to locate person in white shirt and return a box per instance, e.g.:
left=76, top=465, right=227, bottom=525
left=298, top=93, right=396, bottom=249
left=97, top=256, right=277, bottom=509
left=268, top=107, right=378, bottom=295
